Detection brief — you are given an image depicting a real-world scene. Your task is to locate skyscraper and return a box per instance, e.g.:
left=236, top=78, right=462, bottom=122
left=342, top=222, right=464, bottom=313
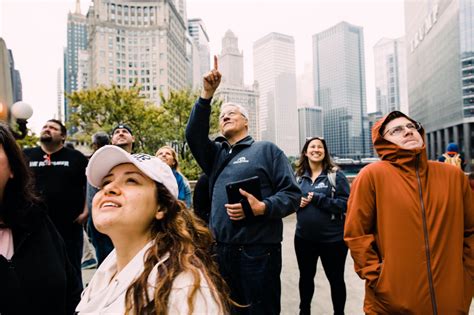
left=253, top=32, right=298, bottom=156
left=0, top=38, right=18, bottom=122
left=215, top=30, right=259, bottom=140
left=313, top=21, right=369, bottom=159
left=87, top=0, right=188, bottom=104
left=188, top=18, right=210, bottom=80
left=298, top=106, right=323, bottom=150
left=373, top=37, right=408, bottom=115
left=64, top=0, right=88, bottom=122
left=405, top=0, right=473, bottom=170
left=219, top=30, right=243, bottom=87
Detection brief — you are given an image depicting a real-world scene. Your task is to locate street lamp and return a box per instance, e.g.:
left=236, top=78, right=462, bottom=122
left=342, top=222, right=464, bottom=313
left=10, top=101, right=33, bottom=140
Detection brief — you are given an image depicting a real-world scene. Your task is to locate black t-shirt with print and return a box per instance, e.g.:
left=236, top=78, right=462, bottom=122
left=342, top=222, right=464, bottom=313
left=24, top=146, right=88, bottom=239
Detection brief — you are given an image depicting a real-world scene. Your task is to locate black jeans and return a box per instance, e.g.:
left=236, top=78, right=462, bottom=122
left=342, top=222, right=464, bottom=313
left=215, top=243, right=282, bottom=315
left=294, top=236, right=348, bottom=315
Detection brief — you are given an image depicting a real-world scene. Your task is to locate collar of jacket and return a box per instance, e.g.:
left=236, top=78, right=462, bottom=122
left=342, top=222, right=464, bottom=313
left=301, top=169, right=328, bottom=180
left=77, top=241, right=170, bottom=312
left=372, top=113, right=428, bottom=176
left=215, top=135, right=254, bottom=150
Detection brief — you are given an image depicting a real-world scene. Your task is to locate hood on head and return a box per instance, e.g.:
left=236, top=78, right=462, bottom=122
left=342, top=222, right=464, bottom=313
left=372, top=111, right=426, bottom=162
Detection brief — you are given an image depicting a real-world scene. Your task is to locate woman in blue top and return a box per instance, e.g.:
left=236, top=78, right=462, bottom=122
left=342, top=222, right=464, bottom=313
left=156, top=146, right=192, bottom=207
left=295, top=136, right=350, bottom=315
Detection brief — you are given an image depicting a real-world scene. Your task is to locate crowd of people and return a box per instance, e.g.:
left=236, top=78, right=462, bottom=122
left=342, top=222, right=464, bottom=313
left=1, top=57, right=473, bottom=315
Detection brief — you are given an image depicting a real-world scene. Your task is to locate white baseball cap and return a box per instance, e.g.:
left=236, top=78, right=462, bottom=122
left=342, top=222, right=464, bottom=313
left=86, top=145, right=179, bottom=198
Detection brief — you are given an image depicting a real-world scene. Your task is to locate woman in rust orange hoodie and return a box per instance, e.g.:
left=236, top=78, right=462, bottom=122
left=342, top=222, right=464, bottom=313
left=344, top=111, right=474, bottom=314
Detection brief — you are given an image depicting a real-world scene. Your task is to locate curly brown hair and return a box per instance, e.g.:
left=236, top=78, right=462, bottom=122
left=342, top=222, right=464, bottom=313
left=124, top=182, right=232, bottom=314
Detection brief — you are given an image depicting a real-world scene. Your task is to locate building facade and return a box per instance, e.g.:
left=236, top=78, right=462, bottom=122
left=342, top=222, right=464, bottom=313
left=64, top=0, right=88, bottom=122
left=298, top=106, right=323, bottom=150
left=313, top=21, right=370, bottom=159
left=253, top=32, right=298, bottom=156
left=188, top=18, right=210, bottom=82
left=0, top=38, right=22, bottom=123
left=87, top=0, right=188, bottom=104
left=216, top=30, right=259, bottom=140
left=373, top=37, right=408, bottom=115
left=405, top=0, right=474, bottom=170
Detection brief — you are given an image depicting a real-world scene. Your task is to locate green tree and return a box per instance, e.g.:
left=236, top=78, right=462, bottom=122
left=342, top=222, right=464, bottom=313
left=67, top=85, right=221, bottom=180
left=158, top=89, right=221, bottom=180
left=67, top=84, right=162, bottom=153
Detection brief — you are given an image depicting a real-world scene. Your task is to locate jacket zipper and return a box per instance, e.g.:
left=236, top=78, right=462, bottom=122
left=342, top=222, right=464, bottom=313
left=415, top=155, right=438, bottom=314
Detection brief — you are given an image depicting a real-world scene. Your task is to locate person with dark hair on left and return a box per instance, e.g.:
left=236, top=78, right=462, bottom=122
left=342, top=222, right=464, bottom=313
left=0, top=123, right=81, bottom=314
left=23, top=119, right=89, bottom=288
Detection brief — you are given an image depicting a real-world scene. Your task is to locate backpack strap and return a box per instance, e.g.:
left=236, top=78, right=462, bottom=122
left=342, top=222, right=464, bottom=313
left=327, top=171, right=337, bottom=198
left=327, top=167, right=344, bottom=220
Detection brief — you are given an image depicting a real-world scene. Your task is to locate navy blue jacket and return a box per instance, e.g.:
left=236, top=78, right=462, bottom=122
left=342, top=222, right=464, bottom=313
left=185, top=97, right=301, bottom=244
left=295, top=170, right=350, bottom=242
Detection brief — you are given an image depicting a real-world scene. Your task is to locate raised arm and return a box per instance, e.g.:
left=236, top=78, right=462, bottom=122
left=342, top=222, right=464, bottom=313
left=185, top=56, right=222, bottom=175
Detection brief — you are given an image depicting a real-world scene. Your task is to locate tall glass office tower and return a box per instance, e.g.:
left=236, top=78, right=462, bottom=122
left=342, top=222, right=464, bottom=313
left=253, top=32, right=298, bottom=156
left=405, top=0, right=474, bottom=170
left=312, top=21, right=370, bottom=159
left=64, top=0, right=88, bottom=123
left=373, top=37, right=408, bottom=115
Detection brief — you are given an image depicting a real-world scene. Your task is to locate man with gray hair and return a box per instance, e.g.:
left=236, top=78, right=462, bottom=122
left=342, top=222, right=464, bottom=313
left=186, top=57, right=300, bottom=314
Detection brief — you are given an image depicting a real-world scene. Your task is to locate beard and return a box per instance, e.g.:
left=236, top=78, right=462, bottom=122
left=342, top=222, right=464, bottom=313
left=40, top=134, right=52, bottom=143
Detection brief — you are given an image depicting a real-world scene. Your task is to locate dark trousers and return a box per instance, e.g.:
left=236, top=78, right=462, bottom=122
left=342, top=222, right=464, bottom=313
left=87, top=215, right=114, bottom=265
left=294, top=236, right=348, bottom=315
left=215, top=243, right=282, bottom=315
left=63, top=223, right=84, bottom=290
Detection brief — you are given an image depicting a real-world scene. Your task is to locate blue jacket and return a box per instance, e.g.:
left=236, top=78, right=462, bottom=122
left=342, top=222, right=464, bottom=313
left=173, top=169, right=192, bottom=207
left=296, top=170, right=350, bottom=242
left=185, top=97, right=301, bottom=244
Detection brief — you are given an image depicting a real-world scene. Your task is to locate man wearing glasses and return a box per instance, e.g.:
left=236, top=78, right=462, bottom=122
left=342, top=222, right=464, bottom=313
left=186, top=57, right=301, bottom=314
left=344, top=111, right=473, bottom=314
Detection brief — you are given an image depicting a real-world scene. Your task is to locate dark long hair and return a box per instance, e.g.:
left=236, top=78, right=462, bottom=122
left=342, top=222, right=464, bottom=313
left=296, top=136, right=337, bottom=177
left=124, top=182, right=234, bottom=314
left=0, top=123, right=40, bottom=227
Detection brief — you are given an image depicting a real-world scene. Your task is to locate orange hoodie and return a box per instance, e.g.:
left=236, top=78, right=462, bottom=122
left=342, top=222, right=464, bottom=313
left=344, top=113, right=474, bottom=314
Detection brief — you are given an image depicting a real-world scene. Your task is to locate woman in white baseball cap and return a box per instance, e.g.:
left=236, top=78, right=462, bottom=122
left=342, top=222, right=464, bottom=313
left=76, top=145, right=232, bottom=314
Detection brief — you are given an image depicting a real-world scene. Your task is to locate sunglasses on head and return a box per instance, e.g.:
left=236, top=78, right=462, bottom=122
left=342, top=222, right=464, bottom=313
left=305, top=136, right=325, bottom=142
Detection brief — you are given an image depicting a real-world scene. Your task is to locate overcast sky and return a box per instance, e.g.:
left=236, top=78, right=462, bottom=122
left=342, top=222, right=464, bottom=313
left=0, top=0, right=406, bottom=133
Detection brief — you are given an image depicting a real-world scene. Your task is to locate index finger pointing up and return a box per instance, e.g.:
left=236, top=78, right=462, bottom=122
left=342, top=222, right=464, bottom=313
left=214, top=55, right=218, bottom=70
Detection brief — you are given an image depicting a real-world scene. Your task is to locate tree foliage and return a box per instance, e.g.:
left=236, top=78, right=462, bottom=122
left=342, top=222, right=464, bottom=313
left=67, top=84, right=162, bottom=153
left=158, top=89, right=221, bottom=180
left=66, top=85, right=221, bottom=179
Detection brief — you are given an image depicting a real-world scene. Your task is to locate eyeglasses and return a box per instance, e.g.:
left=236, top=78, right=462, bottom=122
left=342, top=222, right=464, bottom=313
left=219, top=110, right=245, bottom=121
left=383, top=122, right=422, bottom=137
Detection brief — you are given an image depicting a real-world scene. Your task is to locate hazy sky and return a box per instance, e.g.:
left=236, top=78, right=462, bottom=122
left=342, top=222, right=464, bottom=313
left=0, top=0, right=405, bottom=133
